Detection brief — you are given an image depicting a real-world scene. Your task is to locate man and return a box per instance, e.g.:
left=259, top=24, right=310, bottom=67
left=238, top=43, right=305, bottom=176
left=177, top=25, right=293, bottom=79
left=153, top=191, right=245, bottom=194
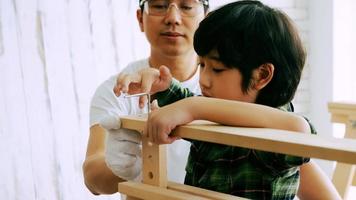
left=83, top=0, right=340, bottom=199
left=83, top=0, right=209, bottom=195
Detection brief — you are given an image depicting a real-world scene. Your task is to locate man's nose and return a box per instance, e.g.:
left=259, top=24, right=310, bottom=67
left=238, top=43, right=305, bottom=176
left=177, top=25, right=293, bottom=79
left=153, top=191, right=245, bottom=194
left=164, top=4, right=182, bottom=25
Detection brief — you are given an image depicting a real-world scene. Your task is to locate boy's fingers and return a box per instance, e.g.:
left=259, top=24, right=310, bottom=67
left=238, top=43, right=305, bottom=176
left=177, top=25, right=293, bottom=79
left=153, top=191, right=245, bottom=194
left=166, top=136, right=179, bottom=144
left=150, top=100, right=159, bottom=111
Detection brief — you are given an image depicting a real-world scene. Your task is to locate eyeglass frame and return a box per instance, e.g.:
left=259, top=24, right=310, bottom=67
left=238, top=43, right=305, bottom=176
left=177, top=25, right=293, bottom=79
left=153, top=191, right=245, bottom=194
left=139, top=0, right=209, bottom=17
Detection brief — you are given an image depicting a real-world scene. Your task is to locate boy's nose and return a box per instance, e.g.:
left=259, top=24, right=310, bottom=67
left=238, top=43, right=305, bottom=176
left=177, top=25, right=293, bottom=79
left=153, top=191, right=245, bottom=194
left=199, top=70, right=211, bottom=89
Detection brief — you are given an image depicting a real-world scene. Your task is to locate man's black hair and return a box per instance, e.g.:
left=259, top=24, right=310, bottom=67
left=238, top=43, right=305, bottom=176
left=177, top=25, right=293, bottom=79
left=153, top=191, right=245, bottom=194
left=194, top=0, right=306, bottom=108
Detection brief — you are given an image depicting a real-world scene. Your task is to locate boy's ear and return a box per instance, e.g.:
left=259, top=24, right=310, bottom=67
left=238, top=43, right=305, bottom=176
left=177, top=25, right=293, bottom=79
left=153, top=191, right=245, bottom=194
left=136, top=9, right=144, bottom=32
left=252, top=63, right=274, bottom=90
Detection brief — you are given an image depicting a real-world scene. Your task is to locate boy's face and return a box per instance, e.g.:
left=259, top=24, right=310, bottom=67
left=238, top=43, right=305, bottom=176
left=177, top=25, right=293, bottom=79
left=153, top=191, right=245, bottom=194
left=198, top=53, right=258, bottom=103
left=137, top=1, right=205, bottom=56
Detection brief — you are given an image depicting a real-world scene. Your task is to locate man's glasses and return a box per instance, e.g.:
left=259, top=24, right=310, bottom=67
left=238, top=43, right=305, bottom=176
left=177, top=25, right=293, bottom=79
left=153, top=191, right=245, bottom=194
left=140, top=0, right=208, bottom=17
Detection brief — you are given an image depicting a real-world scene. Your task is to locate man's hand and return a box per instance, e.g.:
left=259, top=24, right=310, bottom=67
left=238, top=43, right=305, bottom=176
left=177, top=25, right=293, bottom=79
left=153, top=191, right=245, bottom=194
left=114, top=65, right=172, bottom=108
left=100, top=115, right=142, bottom=181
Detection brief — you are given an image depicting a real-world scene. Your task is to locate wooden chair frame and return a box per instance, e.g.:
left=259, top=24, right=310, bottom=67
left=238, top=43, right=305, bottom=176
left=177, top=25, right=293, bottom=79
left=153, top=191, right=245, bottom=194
left=329, top=102, right=356, bottom=199
left=117, top=102, right=356, bottom=200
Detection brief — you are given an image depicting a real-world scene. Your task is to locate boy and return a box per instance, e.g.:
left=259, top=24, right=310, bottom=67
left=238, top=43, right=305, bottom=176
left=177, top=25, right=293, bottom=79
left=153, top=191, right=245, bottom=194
left=116, top=1, right=317, bottom=199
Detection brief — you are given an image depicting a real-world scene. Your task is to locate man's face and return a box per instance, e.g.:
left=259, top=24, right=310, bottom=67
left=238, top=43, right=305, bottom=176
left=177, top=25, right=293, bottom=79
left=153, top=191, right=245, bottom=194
left=137, top=0, right=206, bottom=57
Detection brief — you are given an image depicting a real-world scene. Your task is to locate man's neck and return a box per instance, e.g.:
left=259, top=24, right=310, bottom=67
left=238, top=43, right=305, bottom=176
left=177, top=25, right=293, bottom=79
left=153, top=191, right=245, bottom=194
left=149, top=52, right=198, bottom=82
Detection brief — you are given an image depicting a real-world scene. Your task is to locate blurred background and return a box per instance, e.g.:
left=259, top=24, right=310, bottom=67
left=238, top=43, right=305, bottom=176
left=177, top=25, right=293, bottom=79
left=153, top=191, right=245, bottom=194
left=0, top=0, right=355, bottom=199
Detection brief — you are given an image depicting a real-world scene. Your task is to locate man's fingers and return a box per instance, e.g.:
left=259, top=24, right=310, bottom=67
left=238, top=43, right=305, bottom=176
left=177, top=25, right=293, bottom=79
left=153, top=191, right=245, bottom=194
left=115, top=74, right=141, bottom=96
left=159, top=65, right=172, bottom=83
left=113, top=85, right=122, bottom=97
left=139, top=95, right=148, bottom=109
left=141, top=74, right=155, bottom=94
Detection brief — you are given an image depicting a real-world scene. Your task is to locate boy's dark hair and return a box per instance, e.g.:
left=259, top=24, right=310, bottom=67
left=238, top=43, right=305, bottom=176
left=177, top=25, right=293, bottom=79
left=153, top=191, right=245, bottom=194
left=138, top=0, right=210, bottom=13
left=194, top=0, right=306, bottom=108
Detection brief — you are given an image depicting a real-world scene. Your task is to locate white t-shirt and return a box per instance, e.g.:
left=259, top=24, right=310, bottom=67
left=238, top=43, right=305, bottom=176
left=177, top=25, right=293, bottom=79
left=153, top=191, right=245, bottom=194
left=90, top=58, right=201, bottom=183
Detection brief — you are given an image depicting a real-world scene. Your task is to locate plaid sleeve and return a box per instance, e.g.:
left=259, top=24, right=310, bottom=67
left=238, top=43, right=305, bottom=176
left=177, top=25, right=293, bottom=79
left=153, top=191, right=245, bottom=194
left=154, top=78, right=195, bottom=107
left=253, top=109, right=317, bottom=172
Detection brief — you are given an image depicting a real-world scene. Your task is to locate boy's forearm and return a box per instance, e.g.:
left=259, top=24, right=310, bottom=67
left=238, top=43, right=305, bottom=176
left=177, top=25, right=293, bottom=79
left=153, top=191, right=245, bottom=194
left=185, top=97, right=309, bottom=133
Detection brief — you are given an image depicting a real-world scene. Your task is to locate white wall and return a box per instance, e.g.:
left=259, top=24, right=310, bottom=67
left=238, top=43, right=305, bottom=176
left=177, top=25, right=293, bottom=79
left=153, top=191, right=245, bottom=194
left=0, top=0, right=142, bottom=199
left=308, top=0, right=334, bottom=176
left=2, top=0, right=353, bottom=199
left=309, top=0, right=356, bottom=178
left=333, top=0, right=356, bottom=103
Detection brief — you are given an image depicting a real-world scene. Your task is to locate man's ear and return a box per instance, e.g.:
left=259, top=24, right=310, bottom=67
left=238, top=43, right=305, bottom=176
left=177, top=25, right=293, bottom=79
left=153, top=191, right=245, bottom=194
left=136, top=9, right=144, bottom=32
left=252, top=63, right=274, bottom=90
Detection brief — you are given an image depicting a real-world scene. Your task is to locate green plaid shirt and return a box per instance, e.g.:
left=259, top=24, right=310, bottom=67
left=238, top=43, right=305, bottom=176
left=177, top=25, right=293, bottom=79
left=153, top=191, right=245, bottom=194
left=155, top=80, right=316, bottom=200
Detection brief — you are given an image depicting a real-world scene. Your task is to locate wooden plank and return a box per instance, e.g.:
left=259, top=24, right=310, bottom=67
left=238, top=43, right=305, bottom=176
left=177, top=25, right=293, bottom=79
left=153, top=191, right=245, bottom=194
left=328, top=102, right=356, bottom=123
left=127, top=197, right=143, bottom=200
left=332, top=163, right=355, bottom=199
left=119, top=181, right=216, bottom=200
left=121, top=115, right=356, bottom=164
left=142, top=137, right=167, bottom=187
left=167, top=182, right=246, bottom=200
left=330, top=108, right=356, bottom=199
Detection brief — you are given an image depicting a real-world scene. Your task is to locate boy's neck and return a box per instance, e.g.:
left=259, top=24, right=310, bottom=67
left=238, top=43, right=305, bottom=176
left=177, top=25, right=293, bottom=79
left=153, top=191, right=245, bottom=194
left=149, top=51, right=199, bottom=82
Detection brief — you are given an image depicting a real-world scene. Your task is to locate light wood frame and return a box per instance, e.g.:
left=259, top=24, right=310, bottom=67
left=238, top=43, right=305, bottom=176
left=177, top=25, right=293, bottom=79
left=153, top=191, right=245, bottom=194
left=329, top=102, right=356, bottom=199
left=118, top=103, right=356, bottom=199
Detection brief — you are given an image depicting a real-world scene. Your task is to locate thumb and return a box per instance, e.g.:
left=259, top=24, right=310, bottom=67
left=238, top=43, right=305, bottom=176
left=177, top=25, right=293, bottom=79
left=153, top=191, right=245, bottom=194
left=159, top=65, right=172, bottom=84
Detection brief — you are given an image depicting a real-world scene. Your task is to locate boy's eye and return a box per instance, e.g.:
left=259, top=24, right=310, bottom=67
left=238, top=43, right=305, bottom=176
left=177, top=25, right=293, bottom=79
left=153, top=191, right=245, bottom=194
left=212, top=68, right=225, bottom=73
left=198, top=63, right=205, bottom=68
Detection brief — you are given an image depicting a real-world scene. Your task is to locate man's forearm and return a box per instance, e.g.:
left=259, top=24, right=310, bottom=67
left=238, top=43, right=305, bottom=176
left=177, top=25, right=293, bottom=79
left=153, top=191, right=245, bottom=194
left=83, top=153, right=125, bottom=194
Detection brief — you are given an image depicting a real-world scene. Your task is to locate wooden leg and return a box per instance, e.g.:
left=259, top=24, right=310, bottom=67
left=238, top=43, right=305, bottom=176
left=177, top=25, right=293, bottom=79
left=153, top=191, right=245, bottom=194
left=142, top=137, right=167, bottom=187
left=126, top=196, right=142, bottom=200
left=332, top=163, right=355, bottom=199
left=332, top=117, right=356, bottom=199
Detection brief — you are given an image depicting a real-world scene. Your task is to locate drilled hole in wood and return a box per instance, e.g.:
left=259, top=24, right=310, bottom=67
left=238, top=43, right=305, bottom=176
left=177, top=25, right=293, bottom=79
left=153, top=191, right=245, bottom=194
left=148, top=172, right=154, bottom=179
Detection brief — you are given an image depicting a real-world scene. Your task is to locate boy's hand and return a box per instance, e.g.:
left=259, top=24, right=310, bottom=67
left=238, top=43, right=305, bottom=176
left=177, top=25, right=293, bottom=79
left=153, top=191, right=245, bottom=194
left=144, top=99, right=194, bottom=144
left=114, top=65, right=172, bottom=108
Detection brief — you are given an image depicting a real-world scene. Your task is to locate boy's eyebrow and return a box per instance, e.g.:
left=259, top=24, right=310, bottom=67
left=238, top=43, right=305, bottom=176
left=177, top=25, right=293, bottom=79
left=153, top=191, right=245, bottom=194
left=206, top=55, right=221, bottom=61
